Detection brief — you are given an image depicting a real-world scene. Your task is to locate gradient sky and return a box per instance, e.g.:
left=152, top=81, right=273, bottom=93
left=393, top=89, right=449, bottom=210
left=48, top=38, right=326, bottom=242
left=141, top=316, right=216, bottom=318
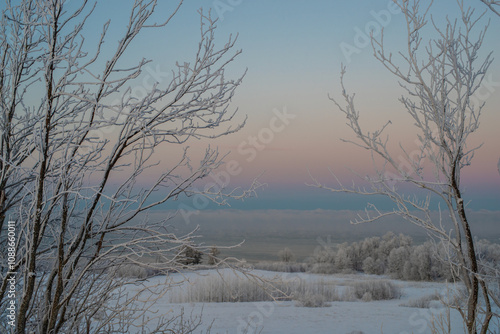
left=77, top=0, right=500, bottom=211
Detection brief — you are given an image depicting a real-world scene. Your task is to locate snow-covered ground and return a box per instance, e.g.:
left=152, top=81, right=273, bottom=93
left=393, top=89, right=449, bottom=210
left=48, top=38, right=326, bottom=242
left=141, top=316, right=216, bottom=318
left=125, top=269, right=468, bottom=334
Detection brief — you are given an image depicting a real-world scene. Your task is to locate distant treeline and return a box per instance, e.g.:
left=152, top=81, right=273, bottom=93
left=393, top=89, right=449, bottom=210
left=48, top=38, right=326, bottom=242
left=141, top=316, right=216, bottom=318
left=263, top=232, right=500, bottom=282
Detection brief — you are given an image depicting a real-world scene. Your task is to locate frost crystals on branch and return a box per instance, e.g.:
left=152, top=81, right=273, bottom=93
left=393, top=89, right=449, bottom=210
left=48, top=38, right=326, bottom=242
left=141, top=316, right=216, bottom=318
left=310, top=1, right=498, bottom=333
left=0, top=1, right=258, bottom=333
left=479, top=0, right=500, bottom=16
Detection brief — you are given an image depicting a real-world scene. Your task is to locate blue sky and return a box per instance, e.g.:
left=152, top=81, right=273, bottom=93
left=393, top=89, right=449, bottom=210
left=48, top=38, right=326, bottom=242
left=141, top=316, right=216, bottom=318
left=160, top=0, right=500, bottom=211
left=27, top=0, right=500, bottom=211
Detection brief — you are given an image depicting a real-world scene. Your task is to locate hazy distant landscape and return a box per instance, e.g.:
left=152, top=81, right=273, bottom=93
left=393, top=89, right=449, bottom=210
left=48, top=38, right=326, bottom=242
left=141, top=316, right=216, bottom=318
left=161, top=209, right=500, bottom=262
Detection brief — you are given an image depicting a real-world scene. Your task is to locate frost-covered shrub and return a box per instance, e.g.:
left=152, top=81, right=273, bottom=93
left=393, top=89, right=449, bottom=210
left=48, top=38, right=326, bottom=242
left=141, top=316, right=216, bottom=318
left=309, top=263, right=337, bottom=274
left=338, top=287, right=358, bottom=302
left=350, top=280, right=401, bottom=301
left=402, top=261, right=418, bottom=281
left=309, top=245, right=338, bottom=273
left=331, top=244, right=358, bottom=274
left=362, top=257, right=376, bottom=274
left=292, top=279, right=340, bottom=303
left=253, top=261, right=307, bottom=273
left=361, top=292, right=372, bottom=302
left=362, top=257, right=384, bottom=275
left=169, top=275, right=290, bottom=303
left=311, top=247, right=336, bottom=263
left=411, top=244, right=433, bottom=280
left=374, top=258, right=385, bottom=275
left=400, top=242, right=448, bottom=281
left=179, top=245, right=203, bottom=265
left=476, top=239, right=500, bottom=289
left=400, top=293, right=441, bottom=308
left=477, top=239, right=500, bottom=263
left=278, top=247, right=295, bottom=263
left=208, top=246, right=220, bottom=265
left=114, top=264, right=148, bottom=279
left=171, top=274, right=342, bottom=304
left=388, top=246, right=411, bottom=279
left=294, top=293, right=330, bottom=307
left=335, top=246, right=353, bottom=271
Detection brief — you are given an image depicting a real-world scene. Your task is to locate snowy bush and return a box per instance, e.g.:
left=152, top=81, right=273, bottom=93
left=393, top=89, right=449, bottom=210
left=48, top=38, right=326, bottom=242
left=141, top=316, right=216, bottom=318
left=208, top=246, right=221, bottom=265
left=169, top=274, right=290, bottom=303
left=294, top=293, right=330, bottom=307
left=253, top=261, right=308, bottom=273
left=349, top=280, right=401, bottom=301
left=361, top=292, right=373, bottom=302
left=278, top=247, right=295, bottom=263
left=335, top=246, right=353, bottom=271
left=409, top=244, right=433, bottom=281
left=170, top=274, right=337, bottom=304
left=114, top=264, right=149, bottom=279
left=400, top=293, right=441, bottom=308
left=312, top=248, right=336, bottom=263
left=309, top=263, right=337, bottom=275
left=169, top=273, right=405, bottom=307
left=291, top=278, right=340, bottom=303
left=388, top=246, right=410, bottom=279
left=179, top=245, right=203, bottom=265
left=362, top=257, right=384, bottom=275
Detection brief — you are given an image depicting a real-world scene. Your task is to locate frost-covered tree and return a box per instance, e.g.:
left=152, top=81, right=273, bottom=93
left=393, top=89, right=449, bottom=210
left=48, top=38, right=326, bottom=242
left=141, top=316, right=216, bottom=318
left=311, top=0, right=498, bottom=332
left=0, top=1, right=256, bottom=333
left=335, top=246, right=353, bottom=271
left=208, top=245, right=221, bottom=265
left=362, top=257, right=385, bottom=275
left=388, top=246, right=411, bottom=279
left=278, top=247, right=295, bottom=263
left=412, top=244, right=433, bottom=281
left=180, top=245, right=203, bottom=266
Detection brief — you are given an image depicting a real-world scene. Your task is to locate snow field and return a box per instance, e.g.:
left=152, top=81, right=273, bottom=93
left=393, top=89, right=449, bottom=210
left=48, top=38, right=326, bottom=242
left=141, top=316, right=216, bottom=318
left=122, top=269, right=469, bottom=333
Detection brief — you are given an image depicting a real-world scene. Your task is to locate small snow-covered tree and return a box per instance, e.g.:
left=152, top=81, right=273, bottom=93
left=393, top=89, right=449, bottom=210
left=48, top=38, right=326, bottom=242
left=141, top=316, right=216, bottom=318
left=335, top=246, right=353, bottom=271
left=311, top=0, right=498, bottom=332
left=0, top=1, right=257, bottom=333
left=180, top=245, right=204, bottom=265
left=208, top=245, right=221, bottom=265
left=278, top=247, right=295, bottom=263
left=362, top=256, right=375, bottom=273
left=360, top=236, right=381, bottom=259
left=412, top=244, right=433, bottom=281
left=388, top=247, right=410, bottom=279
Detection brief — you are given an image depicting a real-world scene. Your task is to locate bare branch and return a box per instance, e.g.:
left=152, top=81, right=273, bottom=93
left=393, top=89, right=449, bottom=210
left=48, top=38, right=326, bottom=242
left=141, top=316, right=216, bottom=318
left=0, top=1, right=255, bottom=333
left=316, top=1, right=497, bottom=332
